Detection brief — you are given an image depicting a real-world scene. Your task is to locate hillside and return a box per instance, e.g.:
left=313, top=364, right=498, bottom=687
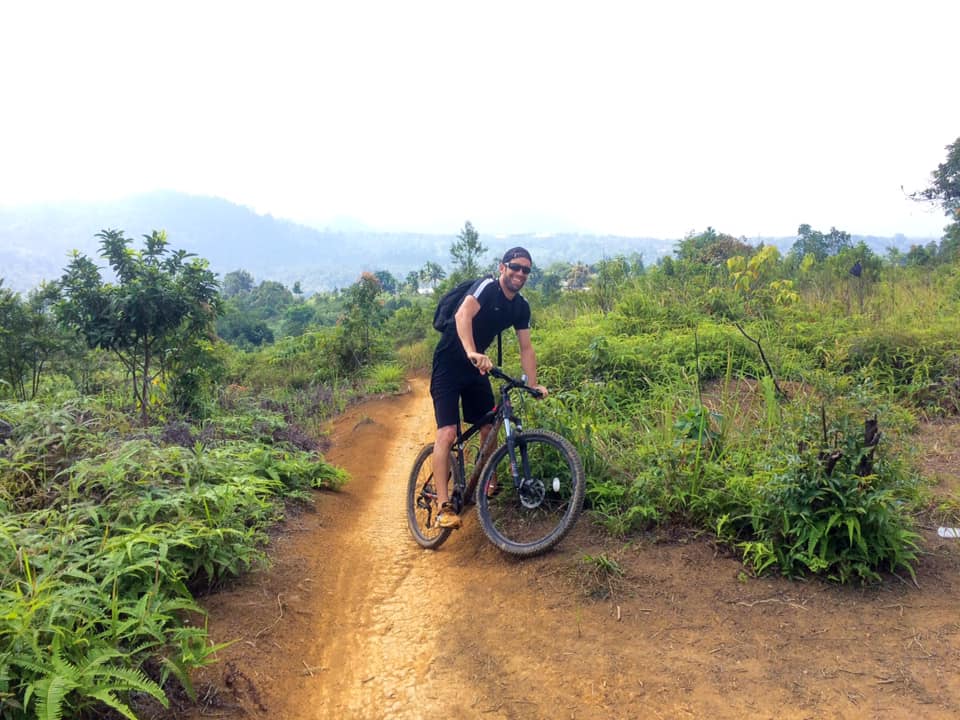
left=0, top=191, right=932, bottom=294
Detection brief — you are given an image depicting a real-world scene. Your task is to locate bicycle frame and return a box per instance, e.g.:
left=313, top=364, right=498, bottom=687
left=448, top=369, right=534, bottom=512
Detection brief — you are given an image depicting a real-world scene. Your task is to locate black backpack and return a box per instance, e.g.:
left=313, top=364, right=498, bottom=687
left=432, top=276, right=502, bottom=364
left=432, top=277, right=484, bottom=331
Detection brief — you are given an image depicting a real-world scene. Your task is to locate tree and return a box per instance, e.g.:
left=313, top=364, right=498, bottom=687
left=914, top=136, right=960, bottom=219
left=0, top=281, right=64, bottom=400
left=912, top=136, right=960, bottom=260
left=281, top=303, right=316, bottom=337
left=566, top=262, right=591, bottom=290
left=420, top=261, right=446, bottom=290
left=337, top=272, right=385, bottom=371
left=676, top=227, right=754, bottom=266
left=592, top=257, right=630, bottom=314
left=450, top=221, right=487, bottom=279
left=247, top=280, right=294, bottom=319
left=222, top=269, right=255, bottom=298
left=217, top=312, right=274, bottom=348
left=790, top=224, right=852, bottom=263
left=57, top=229, right=220, bottom=422
left=404, top=270, right=421, bottom=293
left=373, top=270, right=398, bottom=295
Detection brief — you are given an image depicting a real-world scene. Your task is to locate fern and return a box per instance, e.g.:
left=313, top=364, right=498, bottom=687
left=16, top=639, right=167, bottom=720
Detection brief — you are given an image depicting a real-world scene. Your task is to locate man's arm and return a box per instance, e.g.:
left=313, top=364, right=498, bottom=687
left=455, top=295, right=492, bottom=373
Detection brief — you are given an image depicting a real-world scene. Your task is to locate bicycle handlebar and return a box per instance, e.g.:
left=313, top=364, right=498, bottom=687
left=489, top=366, right=543, bottom=398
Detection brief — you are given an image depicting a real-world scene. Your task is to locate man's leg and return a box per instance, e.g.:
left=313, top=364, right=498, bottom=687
left=429, top=371, right=462, bottom=528
left=433, top=424, right=457, bottom=507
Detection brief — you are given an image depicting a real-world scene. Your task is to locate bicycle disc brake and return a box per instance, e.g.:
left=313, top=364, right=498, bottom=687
left=518, top=478, right=546, bottom=509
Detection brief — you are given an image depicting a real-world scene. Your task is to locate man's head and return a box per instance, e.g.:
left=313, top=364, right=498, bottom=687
left=499, top=246, right=532, bottom=295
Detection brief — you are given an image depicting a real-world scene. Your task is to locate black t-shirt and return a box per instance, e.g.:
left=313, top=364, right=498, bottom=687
left=432, top=277, right=531, bottom=377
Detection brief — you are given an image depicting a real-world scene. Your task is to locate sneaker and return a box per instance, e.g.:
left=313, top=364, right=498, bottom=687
left=485, top=473, right=501, bottom=498
left=436, top=502, right=461, bottom=529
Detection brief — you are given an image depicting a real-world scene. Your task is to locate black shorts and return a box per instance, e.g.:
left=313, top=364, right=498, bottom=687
left=430, top=370, right=494, bottom=428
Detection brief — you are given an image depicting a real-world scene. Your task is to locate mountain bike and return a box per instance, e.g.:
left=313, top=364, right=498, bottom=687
left=406, top=367, right=585, bottom=557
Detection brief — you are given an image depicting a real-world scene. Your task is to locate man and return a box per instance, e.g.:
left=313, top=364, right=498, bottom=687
left=430, top=246, right=548, bottom=529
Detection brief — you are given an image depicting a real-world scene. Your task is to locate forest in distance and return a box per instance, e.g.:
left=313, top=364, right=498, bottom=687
left=0, top=188, right=934, bottom=296
left=0, top=136, right=958, bottom=719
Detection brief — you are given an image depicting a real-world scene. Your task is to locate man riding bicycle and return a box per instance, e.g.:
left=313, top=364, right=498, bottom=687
left=430, top=246, right=549, bottom=529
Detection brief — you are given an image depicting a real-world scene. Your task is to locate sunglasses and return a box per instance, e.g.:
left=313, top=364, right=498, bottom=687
left=505, top=262, right=532, bottom=275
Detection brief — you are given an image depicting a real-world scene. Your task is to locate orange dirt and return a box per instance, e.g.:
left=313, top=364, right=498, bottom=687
left=163, top=377, right=960, bottom=720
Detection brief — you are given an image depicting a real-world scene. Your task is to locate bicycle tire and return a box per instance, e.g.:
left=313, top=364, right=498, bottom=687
left=476, top=429, right=585, bottom=557
left=406, top=442, right=460, bottom=550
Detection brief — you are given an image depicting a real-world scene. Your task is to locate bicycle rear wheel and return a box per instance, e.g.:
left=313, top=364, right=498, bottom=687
left=476, top=429, right=585, bottom=557
left=406, top=442, right=459, bottom=550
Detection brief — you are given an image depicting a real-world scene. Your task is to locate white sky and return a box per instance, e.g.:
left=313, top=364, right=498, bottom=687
left=1, top=0, right=957, bottom=239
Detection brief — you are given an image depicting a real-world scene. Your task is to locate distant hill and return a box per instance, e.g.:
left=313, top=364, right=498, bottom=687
left=0, top=191, right=937, bottom=295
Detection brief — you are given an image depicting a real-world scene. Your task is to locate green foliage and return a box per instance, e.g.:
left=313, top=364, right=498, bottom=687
left=717, top=409, right=920, bottom=583
left=0, top=283, right=66, bottom=402
left=842, top=322, right=960, bottom=414
left=0, top=393, right=346, bottom=717
left=364, top=363, right=405, bottom=395
left=590, top=256, right=630, bottom=314
left=56, top=230, right=221, bottom=422
left=449, top=221, right=488, bottom=280
left=336, top=273, right=388, bottom=372
left=675, top=227, right=755, bottom=267
left=913, top=136, right=960, bottom=219
left=789, top=224, right=852, bottom=263
left=382, top=301, right=430, bottom=348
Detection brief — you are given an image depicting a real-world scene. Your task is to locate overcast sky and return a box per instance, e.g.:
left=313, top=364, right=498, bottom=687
left=1, top=1, right=957, bottom=239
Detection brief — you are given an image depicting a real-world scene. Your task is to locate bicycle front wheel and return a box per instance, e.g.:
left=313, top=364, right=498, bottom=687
left=476, top=429, right=585, bottom=557
left=406, top=443, right=458, bottom=550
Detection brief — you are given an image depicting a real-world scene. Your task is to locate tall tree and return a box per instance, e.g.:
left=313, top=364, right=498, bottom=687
left=450, top=221, right=487, bottom=279
left=57, top=229, right=220, bottom=422
left=913, top=136, right=960, bottom=260
left=914, top=136, right=960, bottom=218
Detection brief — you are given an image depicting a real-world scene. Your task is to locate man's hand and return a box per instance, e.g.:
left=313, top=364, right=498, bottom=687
left=532, top=384, right=549, bottom=399
left=468, top=351, right=493, bottom=374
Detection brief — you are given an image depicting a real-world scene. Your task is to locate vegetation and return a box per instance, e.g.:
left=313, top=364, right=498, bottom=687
left=0, top=137, right=958, bottom=716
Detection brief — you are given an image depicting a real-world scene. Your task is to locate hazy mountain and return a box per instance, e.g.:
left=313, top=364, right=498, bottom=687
left=0, top=191, right=936, bottom=295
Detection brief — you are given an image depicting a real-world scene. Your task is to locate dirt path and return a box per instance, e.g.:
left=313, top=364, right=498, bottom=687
left=178, top=377, right=960, bottom=720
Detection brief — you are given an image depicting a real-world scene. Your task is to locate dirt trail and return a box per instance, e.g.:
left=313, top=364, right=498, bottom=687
left=180, top=378, right=960, bottom=720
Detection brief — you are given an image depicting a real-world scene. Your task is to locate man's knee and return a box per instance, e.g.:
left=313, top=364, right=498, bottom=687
left=435, top=425, right=457, bottom=449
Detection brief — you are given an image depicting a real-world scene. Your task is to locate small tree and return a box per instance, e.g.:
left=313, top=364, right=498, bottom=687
left=724, top=245, right=798, bottom=397
left=336, top=272, right=385, bottom=371
left=222, top=269, right=255, bottom=298
left=420, top=261, right=446, bottom=290
left=404, top=270, right=421, bottom=293
left=0, top=281, right=64, bottom=400
left=592, top=257, right=630, bottom=314
left=450, top=221, right=487, bottom=279
left=57, top=229, right=220, bottom=422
